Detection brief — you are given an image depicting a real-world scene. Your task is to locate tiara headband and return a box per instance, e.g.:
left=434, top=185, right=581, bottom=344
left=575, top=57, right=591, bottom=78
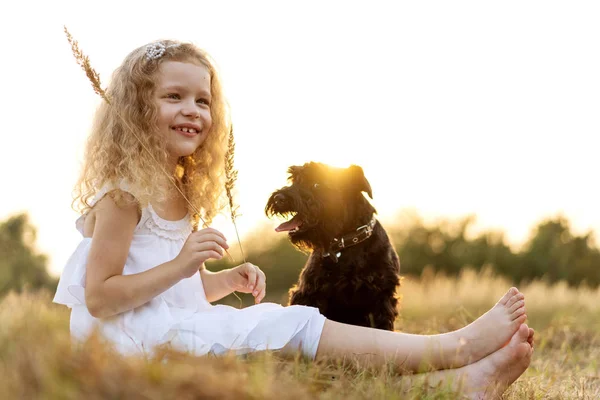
left=145, top=41, right=180, bottom=60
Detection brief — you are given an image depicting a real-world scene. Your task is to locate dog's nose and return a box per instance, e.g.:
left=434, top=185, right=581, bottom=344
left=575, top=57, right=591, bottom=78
left=274, top=194, right=286, bottom=205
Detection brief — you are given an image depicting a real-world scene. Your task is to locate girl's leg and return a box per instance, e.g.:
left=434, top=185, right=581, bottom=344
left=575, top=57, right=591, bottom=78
left=315, top=288, right=527, bottom=372
left=397, top=324, right=533, bottom=399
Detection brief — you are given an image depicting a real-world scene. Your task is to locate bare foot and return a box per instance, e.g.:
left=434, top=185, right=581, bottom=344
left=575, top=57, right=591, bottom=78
left=462, top=323, right=533, bottom=399
left=455, top=287, right=527, bottom=364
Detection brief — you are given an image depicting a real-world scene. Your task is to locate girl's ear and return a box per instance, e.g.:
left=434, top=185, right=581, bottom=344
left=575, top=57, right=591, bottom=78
left=347, top=165, right=373, bottom=199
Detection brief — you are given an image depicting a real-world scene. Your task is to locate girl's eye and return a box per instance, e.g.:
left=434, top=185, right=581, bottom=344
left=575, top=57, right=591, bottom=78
left=167, top=93, right=180, bottom=100
left=196, top=98, right=210, bottom=106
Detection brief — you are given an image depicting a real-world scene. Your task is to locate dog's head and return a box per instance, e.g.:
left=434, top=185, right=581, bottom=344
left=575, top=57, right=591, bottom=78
left=265, top=162, right=376, bottom=251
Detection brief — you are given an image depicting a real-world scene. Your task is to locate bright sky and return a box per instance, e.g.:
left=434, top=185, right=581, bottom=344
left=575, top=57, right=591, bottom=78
left=1, top=1, right=599, bottom=276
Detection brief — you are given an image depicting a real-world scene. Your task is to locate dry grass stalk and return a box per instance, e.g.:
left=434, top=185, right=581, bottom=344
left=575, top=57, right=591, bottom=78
left=224, top=125, right=245, bottom=261
left=63, top=27, right=107, bottom=102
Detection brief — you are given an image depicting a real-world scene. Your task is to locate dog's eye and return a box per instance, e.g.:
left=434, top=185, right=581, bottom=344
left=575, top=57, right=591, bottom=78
left=313, top=183, right=320, bottom=190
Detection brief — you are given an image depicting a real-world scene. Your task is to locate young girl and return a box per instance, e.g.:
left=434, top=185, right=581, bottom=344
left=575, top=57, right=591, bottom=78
left=54, top=40, right=534, bottom=398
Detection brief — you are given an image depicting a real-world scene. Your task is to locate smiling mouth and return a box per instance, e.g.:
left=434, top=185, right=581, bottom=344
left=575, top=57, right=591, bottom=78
left=275, top=213, right=303, bottom=234
left=172, top=126, right=200, bottom=136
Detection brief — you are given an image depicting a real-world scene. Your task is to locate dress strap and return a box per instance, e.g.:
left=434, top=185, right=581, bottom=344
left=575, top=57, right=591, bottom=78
left=75, top=180, right=136, bottom=236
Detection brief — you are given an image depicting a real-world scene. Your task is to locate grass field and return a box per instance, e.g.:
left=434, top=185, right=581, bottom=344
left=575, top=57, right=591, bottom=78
left=1, top=269, right=599, bottom=399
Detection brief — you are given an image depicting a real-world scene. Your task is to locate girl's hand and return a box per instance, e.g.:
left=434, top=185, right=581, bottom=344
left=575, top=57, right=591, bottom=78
left=175, top=228, right=229, bottom=279
left=225, top=263, right=266, bottom=304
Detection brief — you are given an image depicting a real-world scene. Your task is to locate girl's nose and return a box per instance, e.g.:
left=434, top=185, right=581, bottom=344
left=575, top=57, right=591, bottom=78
left=182, top=103, right=201, bottom=118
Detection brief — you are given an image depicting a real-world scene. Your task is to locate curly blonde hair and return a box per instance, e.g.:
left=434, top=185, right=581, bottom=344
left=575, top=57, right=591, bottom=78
left=73, top=40, right=230, bottom=226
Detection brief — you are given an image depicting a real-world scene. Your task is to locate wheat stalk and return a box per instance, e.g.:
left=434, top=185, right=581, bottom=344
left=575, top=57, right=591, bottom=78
left=63, top=26, right=238, bottom=262
left=224, top=125, right=246, bottom=262
left=64, top=27, right=106, bottom=102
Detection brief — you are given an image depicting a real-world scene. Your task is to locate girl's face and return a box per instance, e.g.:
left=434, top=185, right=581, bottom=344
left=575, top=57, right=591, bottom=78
left=154, top=61, right=213, bottom=162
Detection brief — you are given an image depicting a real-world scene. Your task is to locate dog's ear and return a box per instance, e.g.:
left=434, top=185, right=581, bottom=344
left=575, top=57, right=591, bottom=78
left=287, top=165, right=301, bottom=182
left=347, top=165, right=372, bottom=199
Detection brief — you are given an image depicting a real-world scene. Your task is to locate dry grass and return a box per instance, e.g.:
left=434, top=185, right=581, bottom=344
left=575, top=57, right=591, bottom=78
left=1, top=270, right=599, bottom=399
left=224, top=124, right=245, bottom=262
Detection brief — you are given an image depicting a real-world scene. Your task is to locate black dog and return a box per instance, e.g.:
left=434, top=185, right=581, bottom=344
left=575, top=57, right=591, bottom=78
left=265, top=162, right=401, bottom=330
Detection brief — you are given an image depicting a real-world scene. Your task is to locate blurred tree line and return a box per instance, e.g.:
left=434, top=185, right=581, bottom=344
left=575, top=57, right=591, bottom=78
left=1, top=212, right=598, bottom=303
left=390, top=213, right=600, bottom=287
left=209, top=213, right=600, bottom=306
left=0, top=214, right=58, bottom=298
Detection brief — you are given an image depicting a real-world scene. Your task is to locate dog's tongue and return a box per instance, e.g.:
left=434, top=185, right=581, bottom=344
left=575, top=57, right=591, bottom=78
left=275, top=215, right=302, bottom=232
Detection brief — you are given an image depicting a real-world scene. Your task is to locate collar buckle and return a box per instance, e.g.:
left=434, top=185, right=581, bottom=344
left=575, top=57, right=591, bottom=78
left=322, top=215, right=377, bottom=263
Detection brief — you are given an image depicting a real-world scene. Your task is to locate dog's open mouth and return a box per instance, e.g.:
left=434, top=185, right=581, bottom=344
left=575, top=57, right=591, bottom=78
left=275, top=213, right=303, bottom=234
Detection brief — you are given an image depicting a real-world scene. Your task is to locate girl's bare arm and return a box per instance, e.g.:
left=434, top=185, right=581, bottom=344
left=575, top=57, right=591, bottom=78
left=199, top=268, right=232, bottom=302
left=84, top=192, right=184, bottom=318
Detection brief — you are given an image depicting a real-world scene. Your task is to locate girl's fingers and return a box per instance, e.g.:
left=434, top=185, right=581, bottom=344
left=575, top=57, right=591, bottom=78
left=255, top=288, right=266, bottom=304
left=245, top=263, right=257, bottom=291
left=253, top=268, right=266, bottom=297
left=192, top=231, right=229, bottom=249
left=195, top=241, right=225, bottom=256
left=253, top=266, right=261, bottom=293
left=195, top=227, right=227, bottom=239
left=199, top=250, right=222, bottom=261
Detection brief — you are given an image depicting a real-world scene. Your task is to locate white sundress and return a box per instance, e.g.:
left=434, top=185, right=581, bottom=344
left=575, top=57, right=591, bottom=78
left=53, top=183, right=326, bottom=358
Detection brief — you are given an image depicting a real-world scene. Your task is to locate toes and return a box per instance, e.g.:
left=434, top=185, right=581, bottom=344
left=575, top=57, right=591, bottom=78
left=515, top=342, right=531, bottom=359
left=515, top=323, right=529, bottom=342
left=506, top=293, right=525, bottom=308
left=514, top=314, right=527, bottom=325
left=499, top=287, right=519, bottom=305
left=509, top=300, right=525, bottom=314
left=527, top=328, right=535, bottom=348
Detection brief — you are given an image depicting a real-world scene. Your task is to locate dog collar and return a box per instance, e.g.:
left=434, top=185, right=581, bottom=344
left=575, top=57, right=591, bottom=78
left=322, top=215, right=377, bottom=263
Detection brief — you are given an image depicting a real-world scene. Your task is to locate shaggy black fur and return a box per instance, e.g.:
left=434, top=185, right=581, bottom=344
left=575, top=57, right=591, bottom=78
left=265, top=162, right=401, bottom=330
